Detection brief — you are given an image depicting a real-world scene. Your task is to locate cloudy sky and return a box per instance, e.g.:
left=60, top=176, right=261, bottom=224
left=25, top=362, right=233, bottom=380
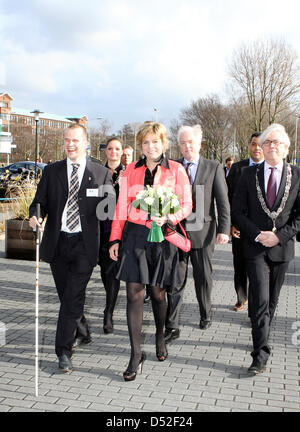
left=1, top=0, right=300, bottom=133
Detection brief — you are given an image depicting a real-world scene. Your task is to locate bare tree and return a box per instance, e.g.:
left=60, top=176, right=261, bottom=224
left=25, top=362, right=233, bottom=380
left=228, top=39, right=300, bottom=131
left=179, top=94, right=233, bottom=162
left=88, top=119, right=112, bottom=161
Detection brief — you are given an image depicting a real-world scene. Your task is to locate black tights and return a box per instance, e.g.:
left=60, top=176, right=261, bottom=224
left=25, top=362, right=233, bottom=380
left=126, top=282, right=167, bottom=372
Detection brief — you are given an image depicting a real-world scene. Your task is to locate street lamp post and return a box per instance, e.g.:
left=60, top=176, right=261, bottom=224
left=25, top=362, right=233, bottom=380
left=154, top=108, right=158, bottom=122
left=31, top=110, right=43, bottom=179
left=294, top=116, right=300, bottom=165
left=97, top=117, right=102, bottom=160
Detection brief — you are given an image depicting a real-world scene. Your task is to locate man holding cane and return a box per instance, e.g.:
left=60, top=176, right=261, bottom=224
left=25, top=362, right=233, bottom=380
left=29, top=124, right=113, bottom=372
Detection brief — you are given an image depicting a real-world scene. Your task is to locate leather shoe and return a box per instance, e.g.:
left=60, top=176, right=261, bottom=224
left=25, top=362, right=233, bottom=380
left=58, top=354, right=73, bottom=372
left=248, top=358, right=266, bottom=375
left=234, top=299, right=248, bottom=311
left=72, top=335, right=91, bottom=348
left=199, top=320, right=212, bottom=330
left=164, top=328, right=180, bottom=344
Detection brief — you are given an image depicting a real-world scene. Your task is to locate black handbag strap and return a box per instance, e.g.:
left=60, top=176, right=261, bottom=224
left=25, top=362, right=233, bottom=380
left=166, top=222, right=188, bottom=239
left=178, top=222, right=188, bottom=239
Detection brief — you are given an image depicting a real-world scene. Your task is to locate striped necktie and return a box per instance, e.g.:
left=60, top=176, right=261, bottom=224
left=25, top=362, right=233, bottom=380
left=66, top=163, right=80, bottom=231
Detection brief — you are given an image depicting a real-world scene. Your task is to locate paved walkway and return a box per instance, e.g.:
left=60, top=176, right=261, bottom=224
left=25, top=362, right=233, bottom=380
left=0, top=239, right=299, bottom=413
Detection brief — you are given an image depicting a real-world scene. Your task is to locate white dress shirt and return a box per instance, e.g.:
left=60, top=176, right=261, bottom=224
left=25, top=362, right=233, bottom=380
left=183, top=156, right=200, bottom=185
left=264, top=160, right=283, bottom=195
left=249, top=157, right=264, bottom=166
left=61, top=156, right=87, bottom=233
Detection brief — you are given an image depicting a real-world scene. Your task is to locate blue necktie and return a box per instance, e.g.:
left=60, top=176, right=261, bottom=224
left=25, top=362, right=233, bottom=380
left=186, top=162, right=193, bottom=185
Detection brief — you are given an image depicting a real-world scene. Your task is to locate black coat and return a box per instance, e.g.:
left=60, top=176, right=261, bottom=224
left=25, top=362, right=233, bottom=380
left=226, top=159, right=250, bottom=207
left=29, top=158, right=113, bottom=266
left=232, top=161, right=300, bottom=262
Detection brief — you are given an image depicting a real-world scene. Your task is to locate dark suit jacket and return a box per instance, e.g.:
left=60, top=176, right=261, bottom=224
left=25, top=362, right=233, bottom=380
left=180, top=157, right=231, bottom=249
left=232, top=161, right=300, bottom=262
left=29, top=158, right=113, bottom=266
left=226, top=159, right=250, bottom=207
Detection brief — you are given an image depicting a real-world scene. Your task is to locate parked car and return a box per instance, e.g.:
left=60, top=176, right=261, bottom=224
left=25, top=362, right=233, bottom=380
left=0, top=161, right=46, bottom=197
left=7, top=161, right=46, bottom=174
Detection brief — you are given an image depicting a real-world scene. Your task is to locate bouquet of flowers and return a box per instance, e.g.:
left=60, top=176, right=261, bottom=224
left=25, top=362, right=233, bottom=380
left=131, top=185, right=180, bottom=242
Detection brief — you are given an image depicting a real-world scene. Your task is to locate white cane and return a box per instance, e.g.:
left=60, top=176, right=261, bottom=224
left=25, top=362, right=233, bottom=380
left=35, top=203, right=41, bottom=397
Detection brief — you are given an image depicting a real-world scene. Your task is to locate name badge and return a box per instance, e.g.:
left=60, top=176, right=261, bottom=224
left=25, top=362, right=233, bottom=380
left=86, top=188, right=98, bottom=197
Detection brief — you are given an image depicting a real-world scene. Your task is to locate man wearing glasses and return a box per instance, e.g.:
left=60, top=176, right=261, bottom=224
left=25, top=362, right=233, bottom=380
left=232, top=124, right=300, bottom=375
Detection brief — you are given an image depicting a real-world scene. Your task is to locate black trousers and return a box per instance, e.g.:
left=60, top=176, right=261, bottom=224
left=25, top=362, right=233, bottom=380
left=232, top=237, right=248, bottom=304
left=166, top=245, right=213, bottom=329
left=246, top=253, right=289, bottom=363
left=98, top=233, right=120, bottom=314
left=50, top=232, right=94, bottom=358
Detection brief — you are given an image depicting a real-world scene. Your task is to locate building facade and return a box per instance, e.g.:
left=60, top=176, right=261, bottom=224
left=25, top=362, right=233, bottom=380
left=0, top=92, right=87, bottom=163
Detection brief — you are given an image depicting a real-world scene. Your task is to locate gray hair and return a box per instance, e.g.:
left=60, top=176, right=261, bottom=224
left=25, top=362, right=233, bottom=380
left=178, top=125, right=203, bottom=144
left=259, top=123, right=291, bottom=148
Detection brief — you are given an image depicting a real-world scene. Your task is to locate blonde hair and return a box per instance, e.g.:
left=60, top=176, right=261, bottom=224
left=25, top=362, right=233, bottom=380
left=65, top=123, right=88, bottom=140
left=136, top=122, right=169, bottom=152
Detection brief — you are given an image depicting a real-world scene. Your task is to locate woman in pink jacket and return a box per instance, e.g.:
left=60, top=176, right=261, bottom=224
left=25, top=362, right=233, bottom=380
left=109, top=122, right=192, bottom=381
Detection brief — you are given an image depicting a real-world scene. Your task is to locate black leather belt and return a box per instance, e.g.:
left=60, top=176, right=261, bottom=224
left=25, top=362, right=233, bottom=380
left=60, top=231, right=82, bottom=238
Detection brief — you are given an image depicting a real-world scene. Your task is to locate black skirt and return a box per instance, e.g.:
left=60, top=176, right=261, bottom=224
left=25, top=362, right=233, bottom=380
left=115, top=222, right=188, bottom=288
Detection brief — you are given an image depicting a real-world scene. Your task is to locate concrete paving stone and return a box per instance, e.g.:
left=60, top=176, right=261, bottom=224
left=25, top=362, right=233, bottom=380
left=8, top=407, right=45, bottom=412
left=138, top=384, right=172, bottom=393
left=24, top=395, right=59, bottom=404
left=216, top=399, right=249, bottom=410
left=249, top=404, right=283, bottom=412
left=130, top=395, right=165, bottom=406
left=269, top=388, right=298, bottom=396
left=221, top=388, right=252, bottom=398
left=236, top=395, right=267, bottom=405
left=202, top=391, right=233, bottom=402
left=161, top=398, right=197, bottom=409
left=68, top=387, right=101, bottom=397
left=0, top=405, right=13, bottom=412
left=32, top=402, right=68, bottom=412
left=46, top=390, right=79, bottom=400
left=54, top=398, right=91, bottom=409
left=282, top=380, right=300, bottom=389
left=164, top=370, right=195, bottom=380
left=0, top=389, right=29, bottom=400
left=283, top=393, right=300, bottom=402
left=107, top=400, right=144, bottom=410
left=39, top=377, right=69, bottom=391
left=267, top=400, right=300, bottom=409
left=0, top=377, right=13, bottom=387
left=54, top=376, right=90, bottom=388
left=78, top=394, right=111, bottom=405
left=197, top=405, right=231, bottom=412
left=3, top=398, right=36, bottom=409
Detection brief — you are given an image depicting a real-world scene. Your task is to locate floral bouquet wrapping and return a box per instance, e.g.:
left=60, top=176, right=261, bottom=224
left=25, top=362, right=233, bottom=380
left=131, top=185, right=180, bottom=242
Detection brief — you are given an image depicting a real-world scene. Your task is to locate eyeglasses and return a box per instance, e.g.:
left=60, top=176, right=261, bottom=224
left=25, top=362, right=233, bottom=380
left=263, top=139, right=284, bottom=147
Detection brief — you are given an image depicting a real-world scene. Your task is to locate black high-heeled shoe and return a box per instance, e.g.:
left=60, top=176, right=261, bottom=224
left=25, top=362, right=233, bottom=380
left=123, top=352, right=146, bottom=382
left=156, top=337, right=168, bottom=361
left=103, top=311, right=114, bottom=334
left=156, top=349, right=168, bottom=362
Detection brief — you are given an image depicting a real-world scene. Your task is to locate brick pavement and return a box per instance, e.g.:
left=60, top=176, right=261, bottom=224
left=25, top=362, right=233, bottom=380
left=0, top=239, right=299, bottom=412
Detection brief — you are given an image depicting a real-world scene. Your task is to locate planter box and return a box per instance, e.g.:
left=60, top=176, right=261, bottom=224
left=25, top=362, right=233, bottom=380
left=5, top=219, right=37, bottom=260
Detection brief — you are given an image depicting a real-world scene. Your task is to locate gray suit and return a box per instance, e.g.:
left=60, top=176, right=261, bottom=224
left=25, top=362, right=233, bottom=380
left=166, top=157, right=231, bottom=328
